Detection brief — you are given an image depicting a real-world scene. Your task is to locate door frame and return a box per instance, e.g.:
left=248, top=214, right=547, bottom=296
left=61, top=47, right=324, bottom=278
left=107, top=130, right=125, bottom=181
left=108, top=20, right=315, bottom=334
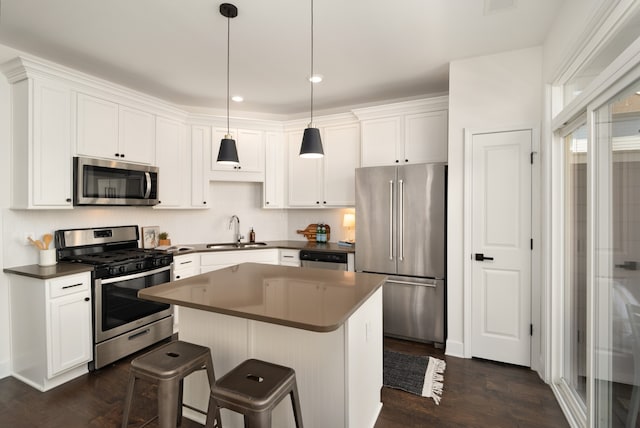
left=463, top=125, right=541, bottom=371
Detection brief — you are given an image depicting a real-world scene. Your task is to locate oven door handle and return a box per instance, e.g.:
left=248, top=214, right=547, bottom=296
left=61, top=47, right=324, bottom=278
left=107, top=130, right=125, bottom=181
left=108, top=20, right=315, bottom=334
left=99, top=265, right=171, bottom=285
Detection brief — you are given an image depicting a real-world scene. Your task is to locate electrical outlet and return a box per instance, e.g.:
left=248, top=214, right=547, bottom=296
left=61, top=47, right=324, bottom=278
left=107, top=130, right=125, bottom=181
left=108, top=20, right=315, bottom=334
left=22, top=232, right=34, bottom=245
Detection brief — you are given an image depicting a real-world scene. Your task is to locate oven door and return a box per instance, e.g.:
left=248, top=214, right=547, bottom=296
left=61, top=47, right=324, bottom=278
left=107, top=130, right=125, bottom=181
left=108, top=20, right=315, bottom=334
left=94, top=266, right=172, bottom=343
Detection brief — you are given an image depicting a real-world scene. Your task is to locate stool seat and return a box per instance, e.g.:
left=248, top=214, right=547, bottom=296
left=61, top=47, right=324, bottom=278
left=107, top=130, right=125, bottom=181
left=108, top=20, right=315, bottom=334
left=131, top=340, right=211, bottom=379
left=122, top=340, right=221, bottom=428
left=211, top=358, right=303, bottom=427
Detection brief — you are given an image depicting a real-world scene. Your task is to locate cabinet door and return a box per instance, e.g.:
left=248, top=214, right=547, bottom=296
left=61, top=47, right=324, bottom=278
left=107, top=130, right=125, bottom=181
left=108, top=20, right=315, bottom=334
left=119, top=105, right=155, bottom=164
left=32, top=78, right=73, bottom=207
left=287, top=130, right=322, bottom=207
left=212, top=128, right=264, bottom=173
left=76, top=93, right=119, bottom=159
left=360, top=117, right=402, bottom=167
left=191, top=126, right=210, bottom=207
left=404, top=110, right=448, bottom=163
left=155, top=117, right=185, bottom=208
left=263, top=131, right=285, bottom=208
left=211, top=128, right=237, bottom=172
left=323, top=124, right=360, bottom=206
left=48, top=293, right=92, bottom=376
left=236, top=129, right=264, bottom=173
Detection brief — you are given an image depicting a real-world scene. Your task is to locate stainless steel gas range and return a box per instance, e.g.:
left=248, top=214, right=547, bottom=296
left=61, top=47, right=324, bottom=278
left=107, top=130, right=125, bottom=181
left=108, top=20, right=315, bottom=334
left=55, top=225, right=174, bottom=370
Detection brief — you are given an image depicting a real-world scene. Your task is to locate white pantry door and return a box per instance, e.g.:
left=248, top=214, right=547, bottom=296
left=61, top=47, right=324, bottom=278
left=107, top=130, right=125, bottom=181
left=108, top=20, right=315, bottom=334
left=471, top=129, right=532, bottom=366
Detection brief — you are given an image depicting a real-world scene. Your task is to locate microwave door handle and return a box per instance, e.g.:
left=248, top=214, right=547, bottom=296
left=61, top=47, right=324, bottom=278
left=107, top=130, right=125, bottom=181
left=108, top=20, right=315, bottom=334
left=144, top=172, right=151, bottom=199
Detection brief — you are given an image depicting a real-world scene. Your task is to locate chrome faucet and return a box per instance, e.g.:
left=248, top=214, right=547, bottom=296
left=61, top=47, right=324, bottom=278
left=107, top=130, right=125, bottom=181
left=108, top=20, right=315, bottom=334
left=229, top=215, right=243, bottom=244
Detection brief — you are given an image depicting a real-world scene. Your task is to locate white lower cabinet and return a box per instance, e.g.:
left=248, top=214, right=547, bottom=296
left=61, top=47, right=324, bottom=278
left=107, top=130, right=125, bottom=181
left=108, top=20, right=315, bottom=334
left=172, top=254, right=202, bottom=333
left=9, top=272, right=92, bottom=391
left=200, top=249, right=279, bottom=274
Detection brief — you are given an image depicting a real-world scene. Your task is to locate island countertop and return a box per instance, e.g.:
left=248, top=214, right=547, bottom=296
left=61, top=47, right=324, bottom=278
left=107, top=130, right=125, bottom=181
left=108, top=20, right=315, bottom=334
left=139, top=262, right=387, bottom=333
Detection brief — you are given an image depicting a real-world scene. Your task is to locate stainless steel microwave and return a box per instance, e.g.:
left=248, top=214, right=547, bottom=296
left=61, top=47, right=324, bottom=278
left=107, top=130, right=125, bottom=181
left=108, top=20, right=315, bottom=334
left=73, top=157, right=159, bottom=206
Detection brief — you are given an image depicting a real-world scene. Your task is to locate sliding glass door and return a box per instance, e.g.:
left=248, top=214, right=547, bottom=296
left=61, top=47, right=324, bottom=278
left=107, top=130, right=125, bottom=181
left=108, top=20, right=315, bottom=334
left=593, top=84, right=640, bottom=428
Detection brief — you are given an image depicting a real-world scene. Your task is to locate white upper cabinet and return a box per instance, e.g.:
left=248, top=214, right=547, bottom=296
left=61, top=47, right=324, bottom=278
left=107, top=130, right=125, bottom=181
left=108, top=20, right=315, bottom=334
left=190, top=125, right=210, bottom=208
left=287, top=120, right=360, bottom=208
left=211, top=128, right=265, bottom=177
left=154, top=117, right=185, bottom=208
left=77, top=93, right=155, bottom=164
left=8, top=75, right=74, bottom=209
left=287, top=130, right=323, bottom=207
left=263, top=131, right=285, bottom=208
left=119, top=105, right=156, bottom=164
left=354, top=97, right=448, bottom=167
left=403, top=110, right=448, bottom=164
left=322, top=123, right=360, bottom=206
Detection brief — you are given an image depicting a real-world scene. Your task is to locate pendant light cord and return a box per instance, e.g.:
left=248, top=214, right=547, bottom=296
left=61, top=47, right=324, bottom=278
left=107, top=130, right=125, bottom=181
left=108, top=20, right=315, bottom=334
left=226, top=13, right=231, bottom=135
left=310, top=0, right=314, bottom=126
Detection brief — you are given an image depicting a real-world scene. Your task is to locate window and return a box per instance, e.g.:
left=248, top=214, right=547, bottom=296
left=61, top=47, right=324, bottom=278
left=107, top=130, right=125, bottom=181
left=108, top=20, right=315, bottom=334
left=563, top=123, right=588, bottom=405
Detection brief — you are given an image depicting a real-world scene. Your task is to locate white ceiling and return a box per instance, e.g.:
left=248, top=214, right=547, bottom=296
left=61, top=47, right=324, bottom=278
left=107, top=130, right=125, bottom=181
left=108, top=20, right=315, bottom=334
left=0, top=0, right=564, bottom=116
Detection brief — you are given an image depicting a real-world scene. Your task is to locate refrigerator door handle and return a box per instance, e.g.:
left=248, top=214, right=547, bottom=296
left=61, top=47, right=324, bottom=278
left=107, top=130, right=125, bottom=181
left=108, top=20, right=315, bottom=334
left=389, top=179, right=394, bottom=260
left=386, top=278, right=437, bottom=288
left=399, top=178, right=404, bottom=261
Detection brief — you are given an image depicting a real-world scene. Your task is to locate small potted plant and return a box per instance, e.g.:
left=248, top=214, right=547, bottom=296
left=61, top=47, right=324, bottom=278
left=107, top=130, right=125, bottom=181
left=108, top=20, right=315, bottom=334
left=158, top=232, right=171, bottom=246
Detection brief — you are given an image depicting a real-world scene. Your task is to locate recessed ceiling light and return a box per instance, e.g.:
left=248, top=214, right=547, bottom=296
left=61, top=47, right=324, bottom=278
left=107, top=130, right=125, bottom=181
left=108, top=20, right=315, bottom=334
left=636, top=91, right=640, bottom=95
left=231, top=95, right=243, bottom=102
left=309, top=74, right=323, bottom=83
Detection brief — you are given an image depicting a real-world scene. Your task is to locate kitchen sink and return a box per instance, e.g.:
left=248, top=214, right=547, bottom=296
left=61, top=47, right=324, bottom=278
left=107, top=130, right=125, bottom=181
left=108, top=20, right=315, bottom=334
left=206, top=242, right=268, bottom=249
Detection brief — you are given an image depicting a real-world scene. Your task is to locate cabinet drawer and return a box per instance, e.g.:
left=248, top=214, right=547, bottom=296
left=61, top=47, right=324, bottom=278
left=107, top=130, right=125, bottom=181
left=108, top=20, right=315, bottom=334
left=279, top=249, right=300, bottom=263
left=173, top=254, right=200, bottom=269
left=48, top=273, right=90, bottom=299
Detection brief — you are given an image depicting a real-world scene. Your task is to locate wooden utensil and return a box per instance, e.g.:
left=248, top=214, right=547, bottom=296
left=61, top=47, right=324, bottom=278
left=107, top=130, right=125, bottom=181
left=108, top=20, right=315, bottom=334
left=43, top=233, right=53, bottom=250
left=28, top=237, right=45, bottom=250
left=296, top=224, right=331, bottom=242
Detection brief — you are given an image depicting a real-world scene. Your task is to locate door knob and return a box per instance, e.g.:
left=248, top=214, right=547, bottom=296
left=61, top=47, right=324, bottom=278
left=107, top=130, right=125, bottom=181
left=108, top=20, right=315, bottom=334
left=474, top=253, right=494, bottom=261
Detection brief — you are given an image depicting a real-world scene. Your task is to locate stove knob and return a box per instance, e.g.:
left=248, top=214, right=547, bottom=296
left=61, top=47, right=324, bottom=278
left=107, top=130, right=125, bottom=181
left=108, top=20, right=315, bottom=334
left=136, top=263, right=143, bottom=270
left=109, top=267, right=118, bottom=276
left=119, top=266, right=126, bottom=273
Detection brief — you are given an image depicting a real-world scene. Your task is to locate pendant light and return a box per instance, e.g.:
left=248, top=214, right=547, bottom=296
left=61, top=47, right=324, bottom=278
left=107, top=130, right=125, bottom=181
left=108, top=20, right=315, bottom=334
left=299, top=0, right=324, bottom=158
left=217, top=3, right=240, bottom=165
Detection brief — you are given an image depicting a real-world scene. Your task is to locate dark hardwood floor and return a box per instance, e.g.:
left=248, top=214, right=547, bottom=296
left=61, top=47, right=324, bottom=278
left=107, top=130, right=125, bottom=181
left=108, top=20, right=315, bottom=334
left=0, top=337, right=568, bottom=427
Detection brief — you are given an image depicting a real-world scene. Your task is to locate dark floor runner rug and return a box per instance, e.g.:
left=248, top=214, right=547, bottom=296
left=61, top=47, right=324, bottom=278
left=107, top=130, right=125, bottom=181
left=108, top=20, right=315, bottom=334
left=383, top=349, right=446, bottom=404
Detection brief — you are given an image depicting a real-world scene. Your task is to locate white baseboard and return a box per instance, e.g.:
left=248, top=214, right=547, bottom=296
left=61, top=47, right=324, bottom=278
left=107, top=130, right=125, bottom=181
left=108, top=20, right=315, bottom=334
left=0, top=359, right=10, bottom=379
left=444, top=339, right=464, bottom=358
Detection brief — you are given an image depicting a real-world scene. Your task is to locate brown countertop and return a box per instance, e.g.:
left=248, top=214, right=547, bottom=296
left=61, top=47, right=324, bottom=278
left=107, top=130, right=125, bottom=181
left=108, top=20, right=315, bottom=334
left=168, top=240, right=355, bottom=255
left=3, top=262, right=94, bottom=279
left=139, top=262, right=385, bottom=332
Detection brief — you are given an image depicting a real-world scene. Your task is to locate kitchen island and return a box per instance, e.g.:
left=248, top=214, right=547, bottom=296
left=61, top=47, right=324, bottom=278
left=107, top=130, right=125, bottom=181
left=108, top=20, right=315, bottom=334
left=139, top=262, right=386, bottom=428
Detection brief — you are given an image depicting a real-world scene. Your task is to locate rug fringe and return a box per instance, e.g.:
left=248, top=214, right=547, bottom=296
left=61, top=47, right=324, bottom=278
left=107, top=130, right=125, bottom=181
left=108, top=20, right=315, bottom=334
left=422, top=356, right=446, bottom=405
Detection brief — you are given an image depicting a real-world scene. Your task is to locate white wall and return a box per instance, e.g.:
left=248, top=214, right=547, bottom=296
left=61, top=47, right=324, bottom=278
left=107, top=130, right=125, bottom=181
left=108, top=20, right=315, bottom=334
left=446, top=46, right=543, bottom=357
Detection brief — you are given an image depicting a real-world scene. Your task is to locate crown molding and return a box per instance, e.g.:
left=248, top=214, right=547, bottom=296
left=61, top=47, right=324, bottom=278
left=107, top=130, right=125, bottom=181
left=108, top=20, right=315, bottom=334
left=351, top=96, right=449, bottom=121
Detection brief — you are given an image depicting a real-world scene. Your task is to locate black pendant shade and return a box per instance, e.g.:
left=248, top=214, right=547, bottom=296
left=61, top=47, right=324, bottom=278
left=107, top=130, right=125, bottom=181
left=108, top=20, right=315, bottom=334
left=299, top=0, right=324, bottom=159
left=299, top=127, right=324, bottom=158
left=217, top=3, right=240, bottom=165
left=217, top=135, right=239, bottom=164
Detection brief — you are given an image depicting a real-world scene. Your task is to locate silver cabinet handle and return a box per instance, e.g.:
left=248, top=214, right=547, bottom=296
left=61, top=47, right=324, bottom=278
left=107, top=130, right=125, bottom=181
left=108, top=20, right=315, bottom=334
left=62, top=283, right=83, bottom=290
left=399, top=179, right=404, bottom=261
left=389, top=180, right=394, bottom=260
left=179, top=260, right=192, bottom=265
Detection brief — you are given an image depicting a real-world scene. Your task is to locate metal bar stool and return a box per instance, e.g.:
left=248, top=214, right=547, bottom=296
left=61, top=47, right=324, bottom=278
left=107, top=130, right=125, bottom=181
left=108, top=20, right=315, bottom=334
left=122, top=340, right=222, bottom=428
left=210, top=358, right=303, bottom=428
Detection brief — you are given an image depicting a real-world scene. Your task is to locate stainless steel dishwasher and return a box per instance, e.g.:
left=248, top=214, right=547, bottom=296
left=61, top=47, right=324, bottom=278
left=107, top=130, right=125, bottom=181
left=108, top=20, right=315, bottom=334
left=299, top=250, right=348, bottom=271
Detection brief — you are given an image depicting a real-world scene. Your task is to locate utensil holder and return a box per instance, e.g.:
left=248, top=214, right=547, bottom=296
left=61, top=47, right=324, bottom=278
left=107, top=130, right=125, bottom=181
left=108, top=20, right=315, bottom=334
left=39, top=249, right=57, bottom=267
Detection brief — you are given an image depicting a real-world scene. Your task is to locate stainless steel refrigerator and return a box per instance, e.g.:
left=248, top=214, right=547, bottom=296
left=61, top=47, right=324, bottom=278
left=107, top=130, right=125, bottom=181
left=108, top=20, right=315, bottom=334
left=355, top=163, right=446, bottom=345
